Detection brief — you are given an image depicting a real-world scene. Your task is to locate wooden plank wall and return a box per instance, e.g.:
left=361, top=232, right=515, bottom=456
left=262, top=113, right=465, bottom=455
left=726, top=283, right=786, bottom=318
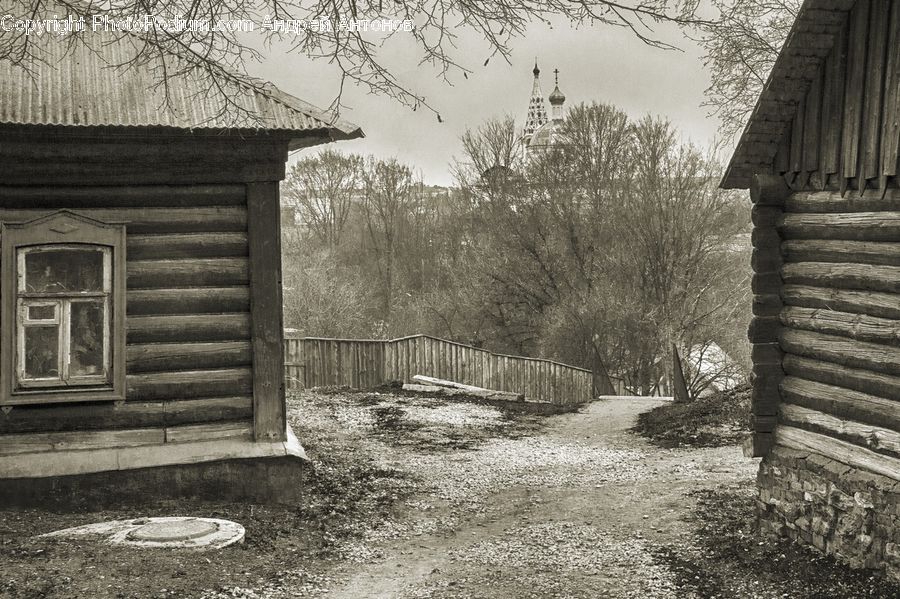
left=0, top=185, right=254, bottom=434
left=284, top=334, right=594, bottom=405
left=775, top=0, right=900, bottom=194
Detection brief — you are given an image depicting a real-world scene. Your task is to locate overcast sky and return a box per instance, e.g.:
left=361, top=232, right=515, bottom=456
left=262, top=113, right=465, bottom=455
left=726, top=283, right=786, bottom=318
left=250, top=15, right=723, bottom=186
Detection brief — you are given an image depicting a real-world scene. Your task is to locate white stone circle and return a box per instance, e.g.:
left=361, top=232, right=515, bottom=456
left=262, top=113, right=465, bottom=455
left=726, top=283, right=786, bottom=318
left=40, top=516, right=245, bottom=550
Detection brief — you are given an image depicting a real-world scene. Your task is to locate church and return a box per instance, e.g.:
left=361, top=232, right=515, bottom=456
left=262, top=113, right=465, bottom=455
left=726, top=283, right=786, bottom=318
left=521, top=62, right=567, bottom=158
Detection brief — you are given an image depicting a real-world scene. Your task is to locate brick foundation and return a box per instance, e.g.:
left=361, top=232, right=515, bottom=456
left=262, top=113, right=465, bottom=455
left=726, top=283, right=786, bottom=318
left=758, top=446, right=900, bottom=578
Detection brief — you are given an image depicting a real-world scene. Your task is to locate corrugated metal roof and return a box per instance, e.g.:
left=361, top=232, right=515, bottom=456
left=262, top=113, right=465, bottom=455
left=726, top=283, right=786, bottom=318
left=721, top=0, right=854, bottom=189
left=0, top=27, right=363, bottom=143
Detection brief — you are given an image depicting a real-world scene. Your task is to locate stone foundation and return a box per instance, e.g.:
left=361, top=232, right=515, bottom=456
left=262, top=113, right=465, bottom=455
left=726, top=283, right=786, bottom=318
left=757, top=446, right=900, bottom=578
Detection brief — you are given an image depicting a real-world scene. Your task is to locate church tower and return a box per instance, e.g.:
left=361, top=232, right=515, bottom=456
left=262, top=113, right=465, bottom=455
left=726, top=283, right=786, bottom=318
left=523, top=66, right=566, bottom=158
left=522, top=61, right=548, bottom=147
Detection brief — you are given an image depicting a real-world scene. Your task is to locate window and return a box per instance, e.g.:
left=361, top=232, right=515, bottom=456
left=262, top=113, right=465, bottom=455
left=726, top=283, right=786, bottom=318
left=18, top=245, right=111, bottom=387
left=1, top=212, right=125, bottom=405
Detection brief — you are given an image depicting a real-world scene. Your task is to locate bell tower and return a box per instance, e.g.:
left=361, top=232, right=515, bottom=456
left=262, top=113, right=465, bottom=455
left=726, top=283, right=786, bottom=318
left=522, top=61, right=548, bottom=147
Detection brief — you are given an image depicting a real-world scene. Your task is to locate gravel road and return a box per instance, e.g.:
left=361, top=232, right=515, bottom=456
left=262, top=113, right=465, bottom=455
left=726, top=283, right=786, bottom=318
left=312, top=396, right=757, bottom=599
left=7, top=391, right=894, bottom=599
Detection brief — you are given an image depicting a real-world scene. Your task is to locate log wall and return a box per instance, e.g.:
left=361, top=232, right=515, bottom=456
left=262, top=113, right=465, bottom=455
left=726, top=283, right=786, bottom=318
left=749, top=173, right=900, bottom=578
left=741, top=0, right=900, bottom=579
left=0, top=187, right=255, bottom=434
left=775, top=187, right=900, bottom=456
left=284, top=334, right=595, bottom=405
left=750, top=174, right=900, bottom=451
left=0, top=129, right=301, bottom=442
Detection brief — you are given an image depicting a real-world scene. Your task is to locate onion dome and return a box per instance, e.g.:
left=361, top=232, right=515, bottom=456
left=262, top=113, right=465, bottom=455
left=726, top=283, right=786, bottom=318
left=549, top=68, right=565, bottom=105
left=549, top=86, right=566, bottom=105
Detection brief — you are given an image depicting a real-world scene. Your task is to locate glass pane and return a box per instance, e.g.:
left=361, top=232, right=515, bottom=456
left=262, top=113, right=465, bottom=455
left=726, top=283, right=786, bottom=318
left=27, top=304, right=56, bottom=320
left=24, top=326, right=60, bottom=379
left=70, top=301, right=105, bottom=377
left=24, top=248, right=104, bottom=293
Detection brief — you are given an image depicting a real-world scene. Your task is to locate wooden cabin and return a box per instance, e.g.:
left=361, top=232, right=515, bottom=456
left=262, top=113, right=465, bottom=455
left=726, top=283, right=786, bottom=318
left=723, top=0, right=900, bottom=575
left=0, top=27, right=362, bottom=504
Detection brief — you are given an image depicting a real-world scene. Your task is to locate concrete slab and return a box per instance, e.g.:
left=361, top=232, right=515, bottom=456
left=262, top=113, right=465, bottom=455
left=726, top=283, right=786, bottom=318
left=40, top=516, right=245, bottom=550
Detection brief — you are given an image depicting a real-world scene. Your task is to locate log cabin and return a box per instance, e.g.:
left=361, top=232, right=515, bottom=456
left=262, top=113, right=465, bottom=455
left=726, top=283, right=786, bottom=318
left=0, top=24, right=363, bottom=504
left=722, top=0, right=900, bottom=576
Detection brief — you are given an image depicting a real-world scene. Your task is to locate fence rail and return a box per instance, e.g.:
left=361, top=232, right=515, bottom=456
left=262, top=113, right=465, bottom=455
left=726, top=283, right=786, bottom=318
left=284, top=333, right=594, bottom=405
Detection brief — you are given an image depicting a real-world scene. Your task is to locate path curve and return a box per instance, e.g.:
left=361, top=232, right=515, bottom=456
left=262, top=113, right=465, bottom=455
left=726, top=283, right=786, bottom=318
left=323, top=398, right=756, bottom=599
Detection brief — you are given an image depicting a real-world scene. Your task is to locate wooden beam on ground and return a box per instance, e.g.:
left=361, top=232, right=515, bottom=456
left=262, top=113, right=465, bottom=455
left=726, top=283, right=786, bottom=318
left=407, top=375, right=524, bottom=401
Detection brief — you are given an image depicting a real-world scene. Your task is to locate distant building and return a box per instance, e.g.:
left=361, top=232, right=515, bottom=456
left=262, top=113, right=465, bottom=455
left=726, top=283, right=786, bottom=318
left=521, top=63, right=567, bottom=159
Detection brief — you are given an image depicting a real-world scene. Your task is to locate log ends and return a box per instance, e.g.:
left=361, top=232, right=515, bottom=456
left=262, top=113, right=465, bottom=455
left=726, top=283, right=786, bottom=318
left=749, top=188, right=786, bottom=457
left=751, top=174, right=792, bottom=206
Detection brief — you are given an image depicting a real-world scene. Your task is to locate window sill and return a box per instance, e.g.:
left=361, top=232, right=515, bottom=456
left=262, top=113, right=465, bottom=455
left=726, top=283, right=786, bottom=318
left=1, top=388, right=124, bottom=407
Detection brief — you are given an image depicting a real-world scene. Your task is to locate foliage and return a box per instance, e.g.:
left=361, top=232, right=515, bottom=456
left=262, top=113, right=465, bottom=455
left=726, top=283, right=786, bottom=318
left=360, top=157, right=416, bottom=317
left=452, top=104, right=751, bottom=394
left=282, top=101, right=751, bottom=395
left=281, top=154, right=482, bottom=341
left=281, top=247, right=370, bottom=337
left=283, top=150, right=363, bottom=247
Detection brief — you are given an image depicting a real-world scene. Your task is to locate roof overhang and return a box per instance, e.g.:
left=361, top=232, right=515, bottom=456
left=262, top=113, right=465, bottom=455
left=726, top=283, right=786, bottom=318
left=0, top=19, right=364, bottom=147
left=720, top=0, right=855, bottom=189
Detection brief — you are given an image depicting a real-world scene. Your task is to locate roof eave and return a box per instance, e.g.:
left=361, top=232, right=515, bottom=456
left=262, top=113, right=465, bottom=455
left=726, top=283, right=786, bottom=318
left=287, top=125, right=365, bottom=152
left=260, top=84, right=364, bottom=141
left=720, top=0, right=855, bottom=189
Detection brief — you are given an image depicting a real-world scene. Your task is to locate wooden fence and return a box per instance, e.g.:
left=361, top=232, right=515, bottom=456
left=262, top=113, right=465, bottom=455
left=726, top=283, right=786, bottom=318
left=283, top=333, right=595, bottom=405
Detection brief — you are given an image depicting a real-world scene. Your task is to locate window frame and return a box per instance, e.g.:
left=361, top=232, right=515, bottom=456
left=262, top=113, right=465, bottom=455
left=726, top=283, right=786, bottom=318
left=1, top=211, right=126, bottom=406
left=17, top=244, right=113, bottom=388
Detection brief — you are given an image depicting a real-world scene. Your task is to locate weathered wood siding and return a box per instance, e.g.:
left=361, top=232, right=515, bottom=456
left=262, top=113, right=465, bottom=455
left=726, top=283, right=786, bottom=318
left=776, top=187, right=900, bottom=459
left=750, top=174, right=900, bottom=461
left=775, top=0, right=900, bottom=193
left=0, top=184, right=254, bottom=433
left=747, top=0, right=900, bottom=460
left=284, top=334, right=594, bottom=405
left=736, top=0, right=900, bottom=579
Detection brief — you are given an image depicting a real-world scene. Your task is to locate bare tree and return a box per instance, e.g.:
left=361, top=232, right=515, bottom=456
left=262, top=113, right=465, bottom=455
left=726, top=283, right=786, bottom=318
left=2, top=0, right=708, bottom=119
left=693, top=0, right=800, bottom=140
left=361, top=156, right=416, bottom=318
left=615, top=116, right=750, bottom=395
left=455, top=116, right=523, bottom=179
left=282, top=150, right=362, bottom=247
left=452, top=106, right=751, bottom=395
left=282, top=249, right=369, bottom=336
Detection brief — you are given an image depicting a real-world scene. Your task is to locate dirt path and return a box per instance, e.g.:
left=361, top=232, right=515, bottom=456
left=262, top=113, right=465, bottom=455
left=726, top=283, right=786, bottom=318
left=322, top=397, right=757, bottom=599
